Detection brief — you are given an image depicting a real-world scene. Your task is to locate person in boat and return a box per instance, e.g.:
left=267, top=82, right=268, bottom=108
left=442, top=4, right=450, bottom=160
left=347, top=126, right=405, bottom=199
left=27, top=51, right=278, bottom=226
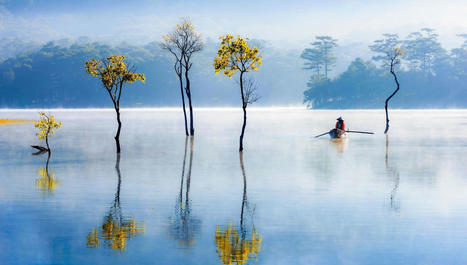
left=335, top=117, right=345, bottom=131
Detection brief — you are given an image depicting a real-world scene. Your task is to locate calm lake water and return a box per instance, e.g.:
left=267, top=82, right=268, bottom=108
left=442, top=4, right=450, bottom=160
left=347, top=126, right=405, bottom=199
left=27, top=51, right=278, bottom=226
left=1, top=108, right=466, bottom=265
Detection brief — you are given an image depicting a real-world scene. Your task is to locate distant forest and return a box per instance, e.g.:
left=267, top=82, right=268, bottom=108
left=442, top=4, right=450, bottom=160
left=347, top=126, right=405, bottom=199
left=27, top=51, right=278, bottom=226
left=1, top=28, right=467, bottom=108
left=302, top=29, right=467, bottom=108
left=0, top=38, right=306, bottom=108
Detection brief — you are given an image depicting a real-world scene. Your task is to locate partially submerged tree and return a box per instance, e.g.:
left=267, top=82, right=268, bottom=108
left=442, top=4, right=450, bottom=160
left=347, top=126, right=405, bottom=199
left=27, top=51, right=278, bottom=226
left=161, top=21, right=189, bottom=136
left=162, top=18, right=203, bottom=136
left=214, top=35, right=262, bottom=151
left=85, top=55, right=145, bottom=153
left=32, top=112, right=62, bottom=154
left=370, top=36, right=403, bottom=133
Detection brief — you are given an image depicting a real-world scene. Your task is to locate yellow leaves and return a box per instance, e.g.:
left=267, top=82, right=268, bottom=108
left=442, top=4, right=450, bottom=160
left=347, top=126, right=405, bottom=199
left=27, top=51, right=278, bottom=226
left=85, top=55, right=145, bottom=92
left=35, top=167, right=60, bottom=194
left=213, top=35, right=262, bottom=78
left=34, top=113, right=62, bottom=141
left=0, top=119, right=31, bottom=125
left=124, top=72, right=146, bottom=83
left=87, top=229, right=99, bottom=248
left=89, top=216, right=145, bottom=252
left=85, top=58, right=101, bottom=77
left=215, top=224, right=262, bottom=265
left=395, top=47, right=404, bottom=56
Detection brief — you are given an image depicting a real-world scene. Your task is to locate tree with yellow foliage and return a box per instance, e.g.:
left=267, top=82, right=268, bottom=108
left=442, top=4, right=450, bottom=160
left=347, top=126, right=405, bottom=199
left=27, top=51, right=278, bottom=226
left=32, top=112, right=62, bottom=154
left=85, top=55, right=145, bottom=153
left=161, top=18, right=203, bottom=136
left=214, top=35, right=262, bottom=151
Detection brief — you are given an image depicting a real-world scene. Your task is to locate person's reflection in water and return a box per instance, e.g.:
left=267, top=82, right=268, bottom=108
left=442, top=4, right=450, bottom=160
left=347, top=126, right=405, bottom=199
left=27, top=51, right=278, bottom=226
left=35, top=152, right=60, bottom=195
left=86, top=154, right=145, bottom=253
left=169, top=136, right=201, bottom=249
left=331, top=138, right=347, bottom=153
left=215, top=152, right=262, bottom=265
left=386, top=135, right=400, bottom=211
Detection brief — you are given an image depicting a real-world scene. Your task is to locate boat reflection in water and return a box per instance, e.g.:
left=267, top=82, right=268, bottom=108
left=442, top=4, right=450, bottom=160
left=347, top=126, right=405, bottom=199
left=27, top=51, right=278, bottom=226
left=215, top=153, right=262, bottom=265
left=331, top=138, right=348, bottom=153
left=168, top=136, right=201, bottom=249
left=86, top=154, right=145, bottom=252
left=35, top=152, right=61, bottom=195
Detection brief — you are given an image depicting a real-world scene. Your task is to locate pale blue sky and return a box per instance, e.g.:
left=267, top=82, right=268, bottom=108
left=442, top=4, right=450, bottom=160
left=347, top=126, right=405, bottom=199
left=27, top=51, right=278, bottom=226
left=1, top=0, right=467, bottom=49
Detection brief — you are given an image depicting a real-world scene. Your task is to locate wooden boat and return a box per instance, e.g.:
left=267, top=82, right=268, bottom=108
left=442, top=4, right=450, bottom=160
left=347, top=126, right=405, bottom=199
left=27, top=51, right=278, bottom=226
left=329, top=128, right=347, bottom=139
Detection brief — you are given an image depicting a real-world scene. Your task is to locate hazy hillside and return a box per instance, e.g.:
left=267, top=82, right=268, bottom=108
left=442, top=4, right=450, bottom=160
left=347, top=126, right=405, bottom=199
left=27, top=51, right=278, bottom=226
left=0, top=39, right=308, bottom=108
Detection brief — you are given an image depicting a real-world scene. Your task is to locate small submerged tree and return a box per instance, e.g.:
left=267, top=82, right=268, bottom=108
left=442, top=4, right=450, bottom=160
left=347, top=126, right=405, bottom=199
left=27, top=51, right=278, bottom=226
left=85, top=55, right=145, bottom=153
left=161, top=18, right=203, bottom=136
left=214, top=35, right=262, bottom=151
left=32, top=112, right=62, bottom=154
left=370, top=35, right=403, bottom=134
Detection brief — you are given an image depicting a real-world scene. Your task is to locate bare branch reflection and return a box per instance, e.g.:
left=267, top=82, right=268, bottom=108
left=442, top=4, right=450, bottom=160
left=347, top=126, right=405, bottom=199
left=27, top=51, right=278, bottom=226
left=386, top=135, right=400, bottom=211
left=169, top=136, right=201, bottom=249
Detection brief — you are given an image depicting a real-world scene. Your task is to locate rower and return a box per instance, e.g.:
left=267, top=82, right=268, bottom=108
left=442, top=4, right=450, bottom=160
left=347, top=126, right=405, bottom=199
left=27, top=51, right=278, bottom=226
left=335, top=117, right=345, bottom=131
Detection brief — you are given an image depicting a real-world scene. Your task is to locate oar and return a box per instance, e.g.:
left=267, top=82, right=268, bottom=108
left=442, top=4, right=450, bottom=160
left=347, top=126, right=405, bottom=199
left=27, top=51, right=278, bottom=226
left=314, top=131, right=331, bottom=138
left=346, top=130, right=374, bottom=135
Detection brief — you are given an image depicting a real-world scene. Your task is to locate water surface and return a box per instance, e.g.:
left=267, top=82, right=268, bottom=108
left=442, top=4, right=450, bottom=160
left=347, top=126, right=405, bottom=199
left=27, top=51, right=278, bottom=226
left=0, top=108, right=466, bottom=265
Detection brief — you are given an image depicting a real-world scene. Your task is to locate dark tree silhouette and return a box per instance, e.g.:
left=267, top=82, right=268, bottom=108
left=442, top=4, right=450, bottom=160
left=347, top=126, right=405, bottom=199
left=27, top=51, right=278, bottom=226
left=369, top=34, right=403, bottom=133
left=384, top=49, right=403, bottom=134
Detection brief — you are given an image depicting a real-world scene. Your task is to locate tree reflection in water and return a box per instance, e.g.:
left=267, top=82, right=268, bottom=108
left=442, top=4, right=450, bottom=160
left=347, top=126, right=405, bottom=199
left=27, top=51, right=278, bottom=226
left=86, top=154, right=145, bottom=252
left=169, top=136, right=201, bottom=249
left=386, top=135, right=400, bottom=211
left=215, top=152, right=262, bottom=265
left=35, top=152, right=60, bottom=195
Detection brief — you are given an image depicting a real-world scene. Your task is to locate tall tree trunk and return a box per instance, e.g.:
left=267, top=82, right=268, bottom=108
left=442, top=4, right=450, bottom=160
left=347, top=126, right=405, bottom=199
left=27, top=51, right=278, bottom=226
left=178, top=73, right=189, bottom=136
left=384, top=62, right=400, bottom=134
left=115, top=108, right=122, bottom=153
left=239, top=72, right=247, bottom=152
left=184, top=69, right=195, bottom=136
left=45, top=135, right=50, bottom=153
